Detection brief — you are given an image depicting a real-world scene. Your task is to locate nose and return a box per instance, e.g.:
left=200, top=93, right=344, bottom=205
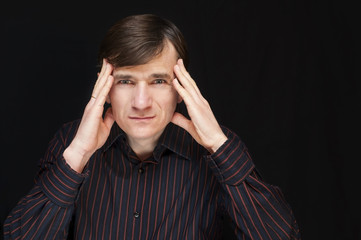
left=131, top=83, right=152, bottom=110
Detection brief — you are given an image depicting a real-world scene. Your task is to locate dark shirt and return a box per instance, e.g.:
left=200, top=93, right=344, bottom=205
left=4, top=120, right=301, bottom=239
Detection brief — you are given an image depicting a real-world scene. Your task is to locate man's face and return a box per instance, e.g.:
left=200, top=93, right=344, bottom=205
left=108, top=41, right=182, bottom=144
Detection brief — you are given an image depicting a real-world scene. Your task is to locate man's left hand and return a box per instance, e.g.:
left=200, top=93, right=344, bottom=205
left=172, top=59, right=228, bottom=154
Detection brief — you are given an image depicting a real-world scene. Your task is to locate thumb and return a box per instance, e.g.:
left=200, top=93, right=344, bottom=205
left=104, top=107, right=115, bottom=130
left=171, top=112, right=197, bottom=138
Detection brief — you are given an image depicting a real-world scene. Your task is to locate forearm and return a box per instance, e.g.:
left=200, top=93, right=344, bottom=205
left=4, top=120, right=88, bottom=239
left=223, top=171, right=300, bottom=239
left=206, top=127, right=300, bottom=239
left=4, top=185, right=75, bottom=239
left=4, top=156, right=87, bottom=239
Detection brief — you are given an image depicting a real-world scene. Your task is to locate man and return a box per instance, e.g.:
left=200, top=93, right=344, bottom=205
left=4, top=14, right=301, bottom=239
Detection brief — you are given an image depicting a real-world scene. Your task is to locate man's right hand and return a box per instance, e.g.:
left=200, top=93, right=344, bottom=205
left=63, top=59, right=115, bottom=173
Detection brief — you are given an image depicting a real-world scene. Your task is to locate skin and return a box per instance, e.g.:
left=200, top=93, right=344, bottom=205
left=107, top=42, right=182, bottom=160
left=63, top=41, right=227, bottom=173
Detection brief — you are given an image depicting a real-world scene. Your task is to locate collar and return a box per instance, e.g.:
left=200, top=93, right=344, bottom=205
left=101, top=122, right=194, bottom=161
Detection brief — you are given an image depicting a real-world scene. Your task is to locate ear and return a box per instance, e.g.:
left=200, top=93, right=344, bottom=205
left=177, top=94, right=183, bottom=104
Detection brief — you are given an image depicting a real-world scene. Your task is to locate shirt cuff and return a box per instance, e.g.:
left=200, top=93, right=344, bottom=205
left=39, top=155, right=89, bottom=207
left=205, top=131, right=255, bottom=186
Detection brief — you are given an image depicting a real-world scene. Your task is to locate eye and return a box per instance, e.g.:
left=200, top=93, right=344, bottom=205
left=152, top=79, right=167, bottom=84
left=117, top=80, right=133, bottom=85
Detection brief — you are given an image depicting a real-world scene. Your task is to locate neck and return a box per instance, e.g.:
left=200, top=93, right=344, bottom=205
left=127, top=136, right=159, bottom=161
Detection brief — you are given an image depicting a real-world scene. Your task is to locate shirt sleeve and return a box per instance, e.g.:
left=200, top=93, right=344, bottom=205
left=205, top=127, right=301, bottom=239
left=3, top=120, right=88, bottom=239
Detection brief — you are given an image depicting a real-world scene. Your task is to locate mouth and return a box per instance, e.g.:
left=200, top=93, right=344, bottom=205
left=129, top=116, right=155, bottom=121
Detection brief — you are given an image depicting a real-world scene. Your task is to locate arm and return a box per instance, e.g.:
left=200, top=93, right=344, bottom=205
left=64, top=59, right=115, bottom=173
left=206, top=128, right=301, bottom=239
left=171, top=59, right=300, bottom=239
left=4, top=121, right=86, bottom=239
left=4, top=59, right=115, bottom=239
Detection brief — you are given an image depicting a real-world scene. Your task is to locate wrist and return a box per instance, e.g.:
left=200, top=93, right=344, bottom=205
left=209, top=134, right=228, bottom=154
left=63, top=143, right=93, bottom=173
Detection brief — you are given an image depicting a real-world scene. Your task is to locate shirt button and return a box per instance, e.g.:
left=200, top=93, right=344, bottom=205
left=134, top=211, right=140, bottom=218
left=138, top=168, right=144, bottom=174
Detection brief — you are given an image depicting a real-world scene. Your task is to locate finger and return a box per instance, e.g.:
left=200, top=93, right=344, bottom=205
left=92, top=61, right=112, bottom=98
left=174, top=67, right=201, bottom=104
left=173, top=64, right=197, bottom=95
left=176, top=62, right=210, bottom=107
left=177, top=59, right=201, bottom=95
left=177, top=59, right=195, bottom=85
left=172, top=78, right=194, bottom=107
left=92, top=60, right=113, bottom=99
left=171, top=112, right=198, bottom=139
left=174, top=66, right=204, bottom=105
left=94, top=75, right=114, bottom=107
left=93, top=59, right=107, bottom=92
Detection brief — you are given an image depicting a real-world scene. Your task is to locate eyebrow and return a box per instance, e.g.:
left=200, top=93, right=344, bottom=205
left=113, top=74, right=133, bottom=80
left=113, top=73, right=173, bottom=80
left=151, top=73, right=172, bottom=79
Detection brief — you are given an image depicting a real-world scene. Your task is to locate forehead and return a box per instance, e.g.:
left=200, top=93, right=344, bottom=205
left=113, top=41, right=178, bottom=77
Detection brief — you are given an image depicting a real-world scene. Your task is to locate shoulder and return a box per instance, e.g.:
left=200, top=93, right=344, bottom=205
left=35, top=119, right=81, bottom=168
left=51, top=119, right=81, bottom=147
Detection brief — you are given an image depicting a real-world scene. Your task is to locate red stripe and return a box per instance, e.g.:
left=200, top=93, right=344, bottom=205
left=23, top=202, right=51, bottom=239
left=162, top=155, right=172, bottom=239
left=122, top=162, right=133, bottom=239
left=244, top=185, right=273, bottom=239
left=213, top=134, right=237, bottom=160
left=139, top=163, right=149, bottom=240
left=250, top=175, right=292, bottom=229
left=105, top=148, right=116, bottom=239
left=226, top=184, right=263, bottom=239
left=90, top=153, right=103, bottom=237
left=116, top=153, right=127, bottom=239
left=96, top=159, right=109, bottom=238
left=131, top=162, right=141, bottom=238
left=145, top=163, right=156, bottom=240
left=31, top=204, right=53, bottom=239
left=251, top=191, right=290, bottom=238
left=176, top=155, right=187, bottom=240
left=56, top=159, right=81, bottom=185
left=153, top=158, right=164, bottom=239
left=4, top=122, right=299, bottom=239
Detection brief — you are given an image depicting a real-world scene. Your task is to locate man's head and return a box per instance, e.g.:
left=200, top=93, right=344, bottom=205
left=99, top=14, right=187, bottom=149
left=98, top=14, right=188, bottom=69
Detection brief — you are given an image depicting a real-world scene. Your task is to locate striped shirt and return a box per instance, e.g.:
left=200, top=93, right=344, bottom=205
left=4, top=120, right=301, bottom=239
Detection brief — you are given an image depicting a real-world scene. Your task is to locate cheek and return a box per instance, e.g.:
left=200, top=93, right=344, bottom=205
left=164, top=91, right=179, bottom=112
left=108, top=87, right=115, bottom=104
left=172, top=89, right=181, bottom=104
left=109, top=90, right=127, bottom=109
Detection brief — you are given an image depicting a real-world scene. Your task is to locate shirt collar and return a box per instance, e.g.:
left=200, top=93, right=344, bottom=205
left=102, top=123, right=124, bottom=153
left=102, top=122, right=194, bottom=161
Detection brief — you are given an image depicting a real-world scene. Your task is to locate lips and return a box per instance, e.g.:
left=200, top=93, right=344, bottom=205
left=129, top=116, right=155, bottom=121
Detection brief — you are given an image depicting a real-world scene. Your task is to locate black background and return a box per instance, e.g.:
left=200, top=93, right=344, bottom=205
left=1, top=0, right=360, bottom=239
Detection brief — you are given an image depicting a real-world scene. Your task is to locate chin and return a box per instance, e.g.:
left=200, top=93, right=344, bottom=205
left=127, top=128, right=163, bottom=140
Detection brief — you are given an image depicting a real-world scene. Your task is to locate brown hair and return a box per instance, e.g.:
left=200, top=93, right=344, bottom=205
left=98, top=14, right=189, bottom=68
